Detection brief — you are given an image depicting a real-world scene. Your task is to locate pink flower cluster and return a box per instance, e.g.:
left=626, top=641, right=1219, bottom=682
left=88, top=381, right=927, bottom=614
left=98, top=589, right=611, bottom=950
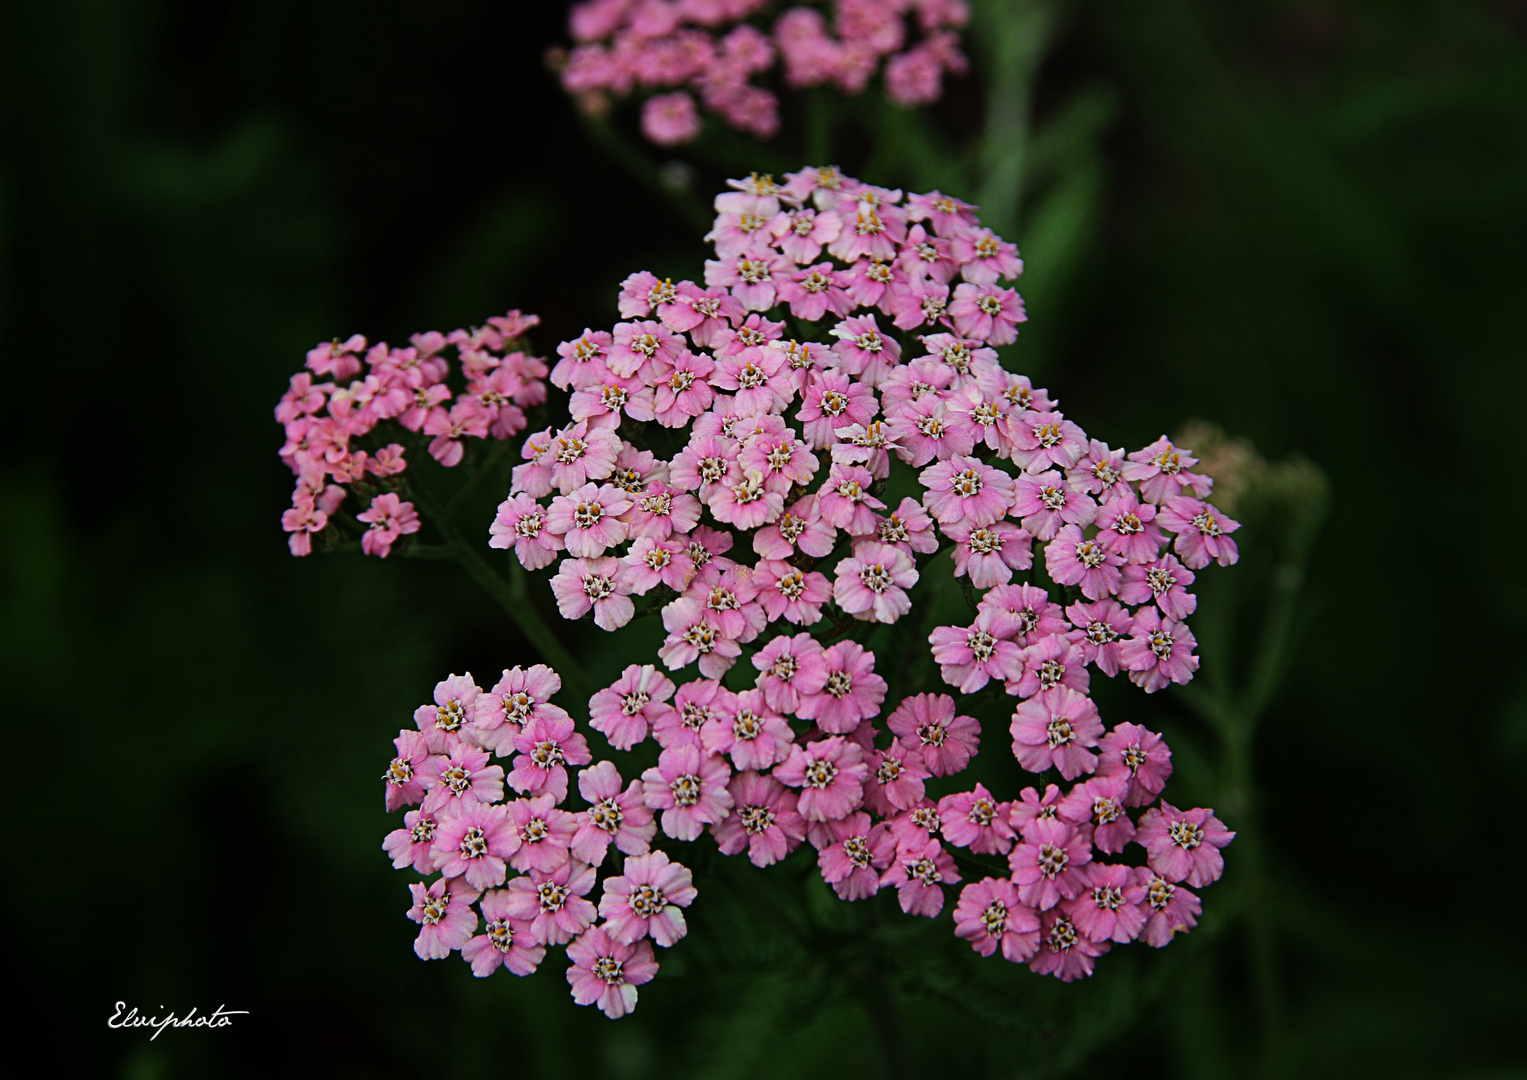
left=275, top=310, right=550, bottom=557
left=384, top=666, right=699, bottom=1019
left=562, top=0, right=969, bottom=145
left=381, top=167, right=1240, bottom=1014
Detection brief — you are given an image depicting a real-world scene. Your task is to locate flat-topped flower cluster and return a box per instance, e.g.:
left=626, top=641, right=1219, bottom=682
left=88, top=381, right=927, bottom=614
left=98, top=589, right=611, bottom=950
left=562, top=0, right=969, bottom=145
left=275, top=312, right=550, bottom=557
left=374, top=166, right=1237, bottom=1017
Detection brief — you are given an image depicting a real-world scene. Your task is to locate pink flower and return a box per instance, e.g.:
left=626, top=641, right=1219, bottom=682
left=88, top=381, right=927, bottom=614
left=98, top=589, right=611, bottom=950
left=1058, top=773, right=1136, bottom=854
left=1011, top=688, right=1102, bottom=779
left=589, top=664, right=676, bottom=750
left=881, top=839, right=960, bottom=916
left=504, top=861, right=598, bottom=946
left=641, top=90, right=702, bottom=145
left=566, top=926, right=659, bottom=1019
left=951, top=226, right=1023, bottom=284
left=863, top=743, right=931, bottom=815
left=473, top=665, right=570, bottom=755
left=705, top=250, right=792, bottom=310
left=929, top=612, right=1024, bottom=694
left=1030, top=909, right=1107, bottom=981
left=504, top=794, right=578, bottom=874
left=407, top=876, right=480, bottom=960
left=1119, top=608, right=1200, bottom=692
left=921, top=455, right=1014, bottom=527
left=700, top=688, right=794, bottom=771
left=462, top=889, right=544, bottom=977
left=599, top=850, right=698, bottom=947
left=1009, top=817, right=1093, bottom=910
left=1156, top=496, right=1241, bottom=569
left=432, top=800, right=519, bottom=890
left=773, top=736, right=868, bottom=821
left=572, top=761, right=656, bottom=866
left=1097, top=722, right=1174, bottom=807
left=833, top=541, right=919, bottom=623
left=1095, top=491, right=1164, bottom=564
left=508, top=713, right=592, bottom=803
left=949, top=282, right=1025, bottom=344
left=873, top=496, right=940, bottom=555
left=794, top=641, right=887, bottom=733
left=797, top=372, right=878, bottom=449
left=712, top=770, right=806, bottom=867
left=641, top=744, right=735, bottom=840
left=1137, top=869, right=1202, bottom=947
left=750, top=632, right=829, bottom=713
left=1011, top=470, right=1097, bottom=541
left=979, top=582, right=1068, bottom=645
left=830, top=313, right=903, bottom=385
left=938, top=784, right=1015, bottom=855
left=1010, top=633, right=1091, bottom=700
left=1009, top=410, right=1087, bottom=472
left=1123, top=437, right=1214, bottom=504
left=954, top=878, right=1040, bottom=962
left=420, top=745, right=505, bottom=815
left=1118, top=555, right=1198, bottom=622
left=489, top=494, right=564, bottom=570
left=383, top=808, right=440, bottom=872
left=356, top=493, right=421, bottom=557
left=383, top=731, right=430, bottom=810
left=815, top=812, right=897, bottom=900
left=752, top=558, right=833, bottom=625
left=886, top=693, right=980, bottom=776
left=546, top=483, right=632, bottom=557
left=1045, top=525, right=1124, bottom=601
left=1136, top=803, right=1235, bottom=887
left=945, top=520, right=1032, bottom=588
left=550, top=556, right=636, bottom=632
left=1065, top=862, right=1147, bottom=944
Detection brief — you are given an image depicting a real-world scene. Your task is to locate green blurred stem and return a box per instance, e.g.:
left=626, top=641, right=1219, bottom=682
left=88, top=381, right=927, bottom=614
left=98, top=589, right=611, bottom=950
left=975, top=0, right=1059, bottom=237
left=805, top=91, right=833, bottom=166
left=577, top=112, right=712, bottom=235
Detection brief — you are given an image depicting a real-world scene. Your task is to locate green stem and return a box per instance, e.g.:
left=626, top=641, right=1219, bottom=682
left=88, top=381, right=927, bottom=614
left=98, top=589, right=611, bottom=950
left=577, top=112, right=712, bottom=235
left=974, top=0, right=1059, bottom=238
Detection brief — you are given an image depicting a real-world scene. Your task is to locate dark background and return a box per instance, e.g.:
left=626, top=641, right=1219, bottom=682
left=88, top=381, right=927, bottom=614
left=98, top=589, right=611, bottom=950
left=4, top=1, right=1524, bottom=1076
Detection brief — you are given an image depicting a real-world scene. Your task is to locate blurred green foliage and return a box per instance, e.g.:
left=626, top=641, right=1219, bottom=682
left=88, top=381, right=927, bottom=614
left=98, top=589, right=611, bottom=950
left=3, top=0, right=1525, bottom=1077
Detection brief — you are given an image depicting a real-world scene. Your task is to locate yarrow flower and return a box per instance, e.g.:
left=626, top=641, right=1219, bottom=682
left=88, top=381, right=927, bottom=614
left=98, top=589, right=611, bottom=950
left=362, top=167, right=1242, bottom=1015
left=561, top=1, right=970, bottom=145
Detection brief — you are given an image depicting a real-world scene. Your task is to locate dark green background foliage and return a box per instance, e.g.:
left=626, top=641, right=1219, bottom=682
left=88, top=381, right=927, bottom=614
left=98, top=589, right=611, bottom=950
left=3, top=1, right=1524, bottom=1076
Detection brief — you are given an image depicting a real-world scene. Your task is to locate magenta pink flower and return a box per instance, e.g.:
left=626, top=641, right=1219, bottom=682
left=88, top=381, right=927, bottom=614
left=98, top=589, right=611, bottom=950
left=712, top=770, right=806, bottom=867
left=1119, top=608, right=1200, bottom=692
left=641, top=90, right=702, bottom=145
left=641, top=744, right=735, bottom=841
left=383, top=808, right=440, bottom=873
left=921, top=455, right=1013, bottom=527
left=700, top=688, right=794, bottom=771
left=546, top=483, right=632, bottom=557
left=794, top=641, right=887, bottom=733
left=566, top=926, right=659, bottom=1019
left=945, top=520, right=1032, bottom=588
left=797, top=371, right=877, bottom=449
left=508, top=713, right=592, bottom=803
left=1156, top=496, right=1241, bottom=569
left=1118, top=555, right=1198, bottom=621
left=462, top=889, right=544, bottom=978
left=432, top=800, right=519, bottom=890
left=1094, top=491, right=1164, bottom=564
left=752, top=558, right=833, bottom=625
left=886, top=693, right=980, bottom=776
left=1136, top=803, right=1235, bottom=887
left=1009, top=817, right=1093, bottom=910
left=774, top=736, right=868, bottom=822
left=572, top=761, right=656, bottom=866
left=1123, top=437, right=1214, bottom=504
left=489, top=494, right=564, bottom=571
left=815, top=812, right=897, bottom=901
left=1097, top=722, right=1174, bottom=807
left=1065, top=599, right=1135, bottom=677
left=504, top=794, right=578, bottom=874
left=504, top=861, right=598, bottom=946
left=833, top=541, right=919, bottom=623
left=1065, top=862, right=1147, bottom=945
left=1011, top=687, right=1102, bottom=779
left=979, top=582, right=1066, bottom=645
left=1011, top=470, right=1096, bottom=541
left=550, top=556, right=636, bottom=632
left=473, top=665, right=570, bottom=755
left=420, top=745, right=505, bottom=815
left=881, top=838, right=960, bottom=917
left=1010, top=633, right=1091, bottom=700
left=383, top=731, right=430, bottom=811
left=863, top=743, right=931, bottom=816
left=1137, top=869, right=1203, bottom=947
left=751, top=632, right=829, bottom=713
left=929, top=612, right=1024, bottom=694
left=938, top=784, right=1016, bottom=856
left=1045, top=525, right=1124, bottom=601
left=949, top=282, right=1025, bottom=344
left=407, top=876, right=480, bottom=960
left=1058, top=773, right=1136, bottom=854
left=954, top=878, right=1040, bottom=962
left=1030, top=909, right=1107, bottom=981
left=654, top=678, right=728, bottom=750
left=1009, top=783, right=1064, bottom=839
left=589, top=664, right=676, bottom=751
left=599, top=850, right=698, bottom=947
